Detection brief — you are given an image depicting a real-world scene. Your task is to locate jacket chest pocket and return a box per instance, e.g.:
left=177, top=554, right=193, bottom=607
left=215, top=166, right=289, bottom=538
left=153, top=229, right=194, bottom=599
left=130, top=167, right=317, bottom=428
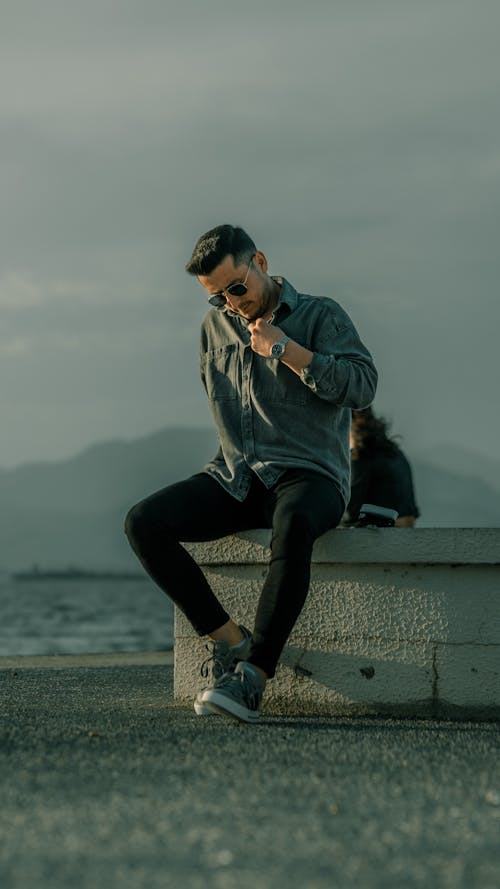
left=203, top=344, right=238, bottom=401
left=258, top=359, right=310, bottom=404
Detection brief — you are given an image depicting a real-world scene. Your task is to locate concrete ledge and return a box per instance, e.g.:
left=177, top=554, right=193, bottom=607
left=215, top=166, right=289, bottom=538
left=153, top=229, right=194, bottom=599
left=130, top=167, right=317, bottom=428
left=175, top=528, right=500, bottom=718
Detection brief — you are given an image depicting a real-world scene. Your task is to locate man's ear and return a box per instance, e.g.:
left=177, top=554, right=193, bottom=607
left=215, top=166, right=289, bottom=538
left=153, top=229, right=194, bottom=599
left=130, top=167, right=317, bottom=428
left=254, top=250, right=268, bottom=274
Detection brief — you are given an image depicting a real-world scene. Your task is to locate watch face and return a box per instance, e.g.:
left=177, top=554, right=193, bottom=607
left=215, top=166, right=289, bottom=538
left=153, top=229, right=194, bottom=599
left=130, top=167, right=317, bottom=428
left=271, top=342, right=283, bottom=358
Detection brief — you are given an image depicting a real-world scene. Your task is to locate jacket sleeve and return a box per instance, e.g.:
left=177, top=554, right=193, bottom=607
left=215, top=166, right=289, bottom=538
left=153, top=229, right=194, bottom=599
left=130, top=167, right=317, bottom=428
left=299, top=309, right=378, bottom=408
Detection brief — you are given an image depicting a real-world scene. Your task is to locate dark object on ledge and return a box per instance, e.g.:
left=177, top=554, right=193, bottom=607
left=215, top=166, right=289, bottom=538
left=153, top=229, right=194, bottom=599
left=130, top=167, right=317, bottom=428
left=355, top=503, right=398, bottom=528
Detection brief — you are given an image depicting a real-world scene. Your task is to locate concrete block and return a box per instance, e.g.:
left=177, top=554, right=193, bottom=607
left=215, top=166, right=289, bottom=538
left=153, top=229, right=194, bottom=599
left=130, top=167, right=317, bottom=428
left=435, top=644, right=500, bottom=713
left=269, top=640, right=435, bottom=716
left=174, top=564, right=500, bottom=645
left=185, top=527, right=500, bottom=566
left=175, top=529, right=500, bottom=718
left=174, top=633, right=435, bottom=716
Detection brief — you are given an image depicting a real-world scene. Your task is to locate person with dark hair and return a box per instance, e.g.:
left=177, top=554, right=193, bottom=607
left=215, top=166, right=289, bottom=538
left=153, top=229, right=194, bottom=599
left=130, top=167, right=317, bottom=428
left=125, top=224, right=378, bottom=723
left=346, top=407, right=420, bottom=527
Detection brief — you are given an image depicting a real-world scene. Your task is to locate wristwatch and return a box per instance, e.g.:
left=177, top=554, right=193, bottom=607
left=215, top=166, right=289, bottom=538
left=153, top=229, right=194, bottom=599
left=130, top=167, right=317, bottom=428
left=269, top=335, right=290, bottom=359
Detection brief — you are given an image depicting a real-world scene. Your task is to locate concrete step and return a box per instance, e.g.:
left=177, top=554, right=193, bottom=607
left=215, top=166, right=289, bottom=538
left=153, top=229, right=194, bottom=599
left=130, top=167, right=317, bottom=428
left=175, top=528, right=500, bottom=718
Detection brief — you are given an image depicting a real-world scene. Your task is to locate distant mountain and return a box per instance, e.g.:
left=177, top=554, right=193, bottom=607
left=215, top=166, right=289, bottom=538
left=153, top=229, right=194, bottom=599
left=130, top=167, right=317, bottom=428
left=0, top=427, right=499, bottom=572
left=0, top=426, right=218, bottom=514
left=0, top=427, right=218, bottom=572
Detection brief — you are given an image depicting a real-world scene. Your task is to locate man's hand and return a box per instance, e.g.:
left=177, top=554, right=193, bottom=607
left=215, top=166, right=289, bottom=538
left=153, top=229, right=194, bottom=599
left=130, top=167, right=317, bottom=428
left=249, top=319, right=314, bottom=377
left=248, top=319, right=283, bottom=358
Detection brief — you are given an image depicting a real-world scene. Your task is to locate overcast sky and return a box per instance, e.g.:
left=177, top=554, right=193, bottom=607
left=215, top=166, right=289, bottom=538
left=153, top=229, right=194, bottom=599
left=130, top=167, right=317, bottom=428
left=1, top=0, right=499, bottom=468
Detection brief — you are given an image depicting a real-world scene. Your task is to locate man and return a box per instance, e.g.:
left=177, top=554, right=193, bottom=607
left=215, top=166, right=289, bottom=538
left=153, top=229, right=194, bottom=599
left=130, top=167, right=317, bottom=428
left=125, top=224, right=377, bottom=723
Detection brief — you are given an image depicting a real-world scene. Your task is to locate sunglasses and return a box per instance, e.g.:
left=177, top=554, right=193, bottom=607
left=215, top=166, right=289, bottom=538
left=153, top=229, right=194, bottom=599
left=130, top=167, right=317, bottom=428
left=207, top=255, right=255, bottom=308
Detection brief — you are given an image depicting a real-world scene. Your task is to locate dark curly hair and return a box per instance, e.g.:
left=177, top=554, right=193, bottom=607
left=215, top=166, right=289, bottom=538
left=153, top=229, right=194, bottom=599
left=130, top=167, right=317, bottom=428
left=350, top=407, right=400, bottom=459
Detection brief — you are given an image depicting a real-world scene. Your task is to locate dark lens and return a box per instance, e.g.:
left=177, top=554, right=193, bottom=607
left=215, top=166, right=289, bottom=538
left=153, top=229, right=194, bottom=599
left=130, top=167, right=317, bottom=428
left=226, top=283, right=247, bottom=297
left=208, top=294, right=227, bottom=308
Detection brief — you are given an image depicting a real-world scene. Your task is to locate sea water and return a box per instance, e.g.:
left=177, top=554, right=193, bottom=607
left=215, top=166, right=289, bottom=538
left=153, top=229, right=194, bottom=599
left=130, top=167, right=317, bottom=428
left=0, top=575, right=174, bottom=656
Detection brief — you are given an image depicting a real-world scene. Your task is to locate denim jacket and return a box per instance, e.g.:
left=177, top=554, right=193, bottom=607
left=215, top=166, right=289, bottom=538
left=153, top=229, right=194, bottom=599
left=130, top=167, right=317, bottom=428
left=200, top=277, right=378, bottom=506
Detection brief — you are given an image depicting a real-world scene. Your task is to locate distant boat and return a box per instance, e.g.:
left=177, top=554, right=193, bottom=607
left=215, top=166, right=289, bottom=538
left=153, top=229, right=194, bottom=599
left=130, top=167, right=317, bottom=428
left=11, top=566, right=146, bottom=582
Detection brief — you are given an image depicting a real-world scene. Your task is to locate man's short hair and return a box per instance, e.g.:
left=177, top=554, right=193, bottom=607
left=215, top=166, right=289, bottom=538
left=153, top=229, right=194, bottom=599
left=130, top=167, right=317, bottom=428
left=185, top=225, right=256, bottom=276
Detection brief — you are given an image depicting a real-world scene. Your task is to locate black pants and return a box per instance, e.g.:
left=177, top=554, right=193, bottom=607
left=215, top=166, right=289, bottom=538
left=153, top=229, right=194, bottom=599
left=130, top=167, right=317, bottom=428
left=124, top=469, right=344, bottom=677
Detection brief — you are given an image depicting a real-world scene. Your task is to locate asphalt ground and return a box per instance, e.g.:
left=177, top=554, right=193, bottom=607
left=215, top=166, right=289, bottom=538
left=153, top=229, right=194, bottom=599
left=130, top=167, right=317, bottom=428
left=0, top=654, right=499, bottom=889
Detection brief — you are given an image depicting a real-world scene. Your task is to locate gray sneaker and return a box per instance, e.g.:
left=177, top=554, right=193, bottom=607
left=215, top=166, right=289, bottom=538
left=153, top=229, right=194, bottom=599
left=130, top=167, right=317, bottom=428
left=200, top=661, right=265, bottom=723
left=193, top=626, right=252, bottom=716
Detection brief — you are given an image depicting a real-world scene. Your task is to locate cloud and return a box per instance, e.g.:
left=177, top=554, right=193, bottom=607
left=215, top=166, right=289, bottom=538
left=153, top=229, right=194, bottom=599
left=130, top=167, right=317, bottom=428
left=0, top=272, right=43, bottom=309
left=0, top=335, right=32, bottom=357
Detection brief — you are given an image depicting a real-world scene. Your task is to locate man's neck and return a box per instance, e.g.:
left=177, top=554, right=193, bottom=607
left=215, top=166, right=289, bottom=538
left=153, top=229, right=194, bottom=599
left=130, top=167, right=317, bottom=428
left=262, top=279, right=281, bottom=321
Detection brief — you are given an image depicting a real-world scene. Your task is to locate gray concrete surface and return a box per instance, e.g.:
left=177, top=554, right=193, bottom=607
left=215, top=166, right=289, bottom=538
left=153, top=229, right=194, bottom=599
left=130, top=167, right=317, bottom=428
left=178, top=530, right=500, bottom=718
left=1, top=653, right=499, bottom=889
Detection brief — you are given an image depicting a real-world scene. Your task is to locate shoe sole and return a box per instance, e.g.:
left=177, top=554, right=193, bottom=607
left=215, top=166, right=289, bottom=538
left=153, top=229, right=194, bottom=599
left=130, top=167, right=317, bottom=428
left=202, top=691, right=260, bottom=724
left=193, top=699, right=213, bottom=716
